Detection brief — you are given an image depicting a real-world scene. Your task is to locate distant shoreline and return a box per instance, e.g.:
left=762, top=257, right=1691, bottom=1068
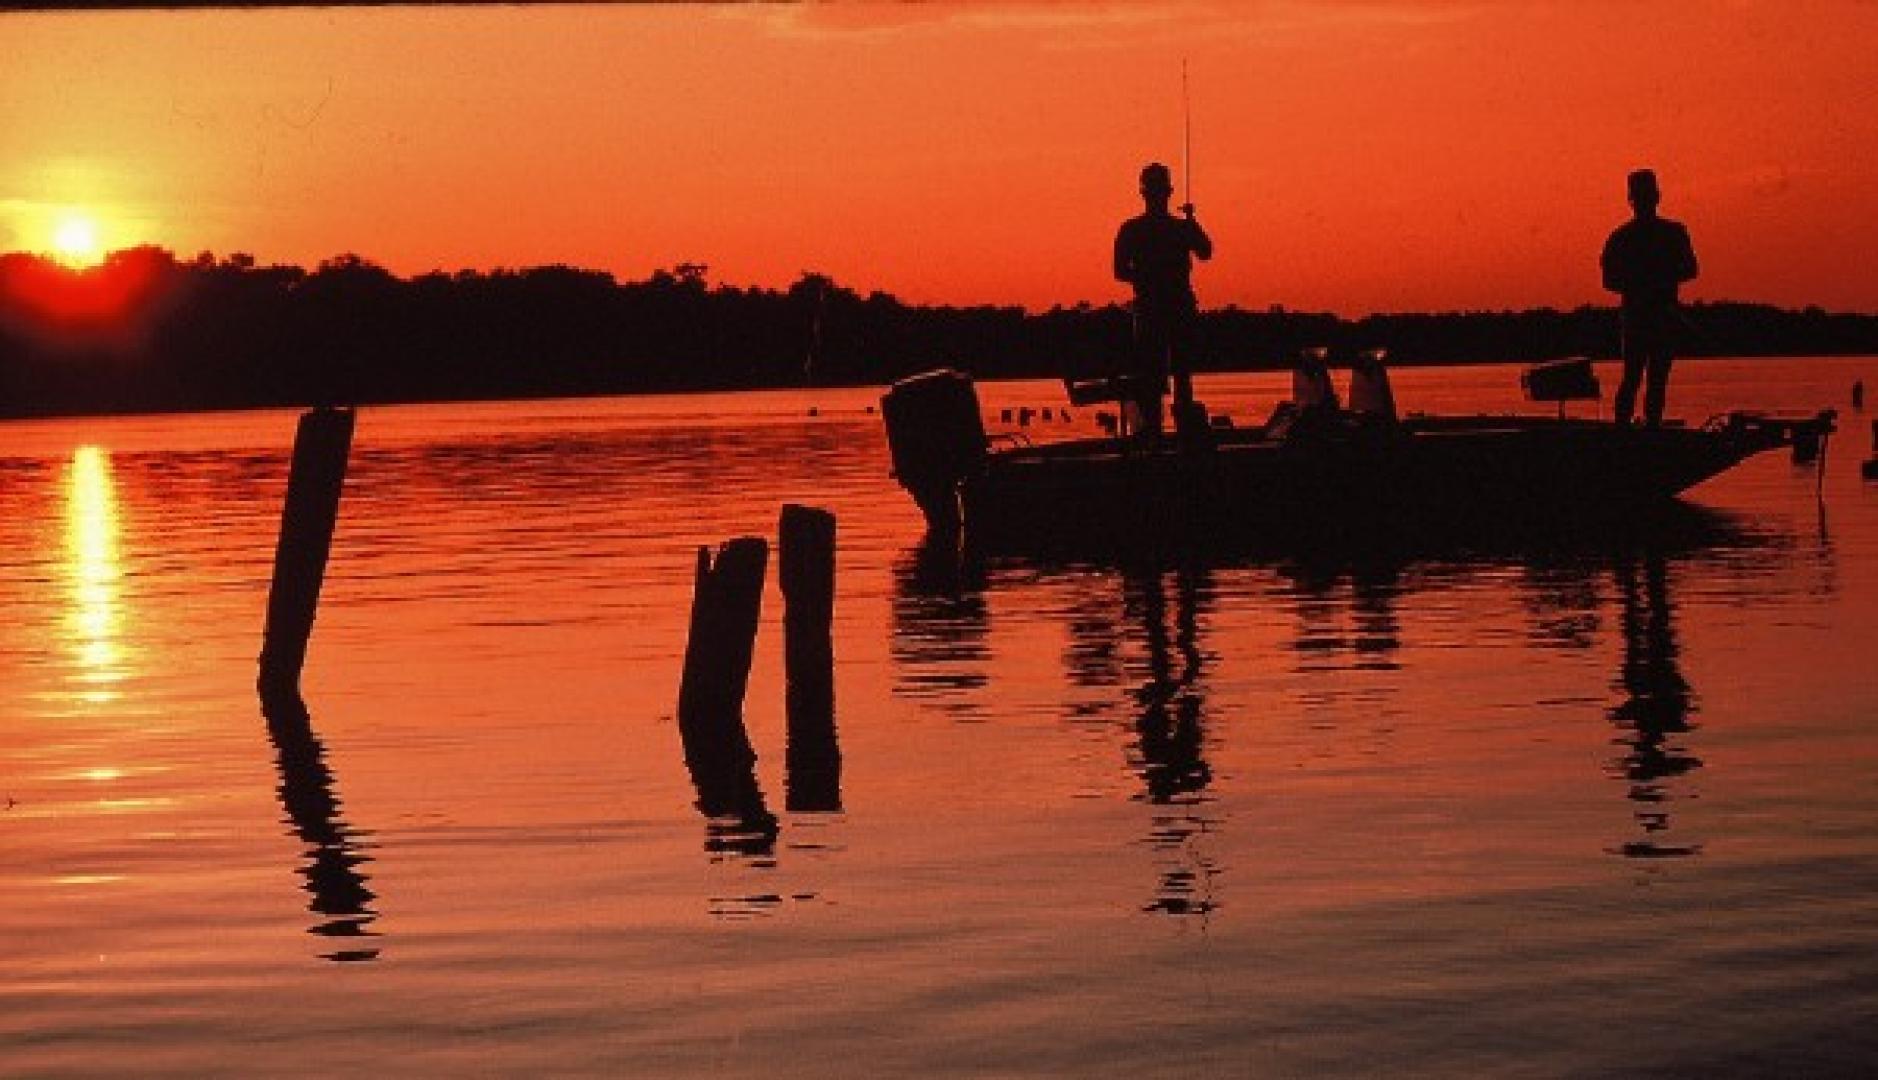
left=3, top=355, right=1869, bottom=428
left=5, top=248, right=1876, bottom=422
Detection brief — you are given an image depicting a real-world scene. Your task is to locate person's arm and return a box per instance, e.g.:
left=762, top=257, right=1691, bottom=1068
left=1600, top=231, right=1624, bottom=295
left=1676, top=223, right=1698, bottom=283
left=1113, top=224, right=1134, bottom=284
left=1179, top=209, right=1209, bottom=264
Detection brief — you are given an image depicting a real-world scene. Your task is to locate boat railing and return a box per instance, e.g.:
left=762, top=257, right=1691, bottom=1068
left=1701, top=409, right=1837, bottom=439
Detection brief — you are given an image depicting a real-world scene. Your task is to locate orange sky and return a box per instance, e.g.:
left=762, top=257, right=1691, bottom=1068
left=2, top=2, right=1875, bottom=315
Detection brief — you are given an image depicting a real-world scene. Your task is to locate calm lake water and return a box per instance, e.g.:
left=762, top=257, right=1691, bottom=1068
left=3, top=359, right=1875, bottom=1077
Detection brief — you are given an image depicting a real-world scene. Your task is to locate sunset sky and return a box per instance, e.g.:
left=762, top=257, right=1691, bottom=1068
left=2, top=2, right=1874, bottom=315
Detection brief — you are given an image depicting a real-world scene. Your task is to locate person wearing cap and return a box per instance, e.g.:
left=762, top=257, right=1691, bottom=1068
left=1114, top=162, right=1213, bottom=437
left=1600, top=169, right=1699, bottom=428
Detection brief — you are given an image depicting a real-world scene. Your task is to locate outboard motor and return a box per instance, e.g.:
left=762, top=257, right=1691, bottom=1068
left=1348, top=348, right=1397, bottom=422
left=1294, top=347, right=1339, bottom=412
left=882, top=369, right=988, bottom=534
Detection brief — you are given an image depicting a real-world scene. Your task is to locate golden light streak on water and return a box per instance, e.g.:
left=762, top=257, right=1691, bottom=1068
left=63, top=445, right=128, bottom=704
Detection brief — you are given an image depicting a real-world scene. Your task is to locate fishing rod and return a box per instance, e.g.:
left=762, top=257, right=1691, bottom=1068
left=1181, top=58, right=1193, bottom=215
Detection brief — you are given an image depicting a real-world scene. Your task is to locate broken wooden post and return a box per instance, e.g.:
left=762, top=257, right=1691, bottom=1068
left=780, top=504, right=841, bottom=812
left=259, top=407, right=355, bottom=701
left=676, top=537, right=775, bottom=844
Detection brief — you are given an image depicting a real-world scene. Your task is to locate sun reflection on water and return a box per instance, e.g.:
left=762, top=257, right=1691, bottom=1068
left=63, top=446, right=128, bottom=703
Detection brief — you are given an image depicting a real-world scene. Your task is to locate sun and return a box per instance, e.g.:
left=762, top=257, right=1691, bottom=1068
left=51, top=212, right=105, bottom=267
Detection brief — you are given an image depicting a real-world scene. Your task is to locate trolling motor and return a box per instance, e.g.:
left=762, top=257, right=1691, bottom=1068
left=1702, top=409, right=1838, bottom=484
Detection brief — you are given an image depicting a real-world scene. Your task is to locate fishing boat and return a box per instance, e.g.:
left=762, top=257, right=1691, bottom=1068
left=881, top=354, right=1836, bottom=547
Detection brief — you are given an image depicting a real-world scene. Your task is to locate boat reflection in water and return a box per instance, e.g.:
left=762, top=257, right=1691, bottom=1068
left=260, top=691, right=380, bottom=962
left=898, top=534, right=1232, bottom=916
left=892, top=501, right=1796, bottom=914
left=890, top=538, right=992, bottom=716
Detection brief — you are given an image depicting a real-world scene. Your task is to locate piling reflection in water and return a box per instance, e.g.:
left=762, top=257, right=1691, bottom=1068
left=1608, top=549, right=1702, bottom=859
left=782, top=505, right=842, bottom=814
left=681, top=707, right=780, bottom=857
left=260, top=692, right=380, bottom=961
left=676, top=541, right=780, bottom=860
left=784, top=706, right=842, bottom=814
left=690, top=769, right=780, bottom=859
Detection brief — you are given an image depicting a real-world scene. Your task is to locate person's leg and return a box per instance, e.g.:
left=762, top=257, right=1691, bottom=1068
left=1644, top=348, right=1673, bottom=428
left=1169, top=309, right=1197, bottom=408
left=1147, top=314, right=1177, bottom=435
left=1614, top=312, right=1645, bottom=427
left=1130, top=312, right=1167, bottom=436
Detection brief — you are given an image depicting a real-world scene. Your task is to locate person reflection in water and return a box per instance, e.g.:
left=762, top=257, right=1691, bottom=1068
left=1131, top=565, right=1212, bottom=805
left=1113, top=162, right=1212, bottom=437
left=1609, top=549, right=1702, bottom=859
left=1126, top=564, right=1220, bottom=916
left=1600, top=169, right=1699, bottom=428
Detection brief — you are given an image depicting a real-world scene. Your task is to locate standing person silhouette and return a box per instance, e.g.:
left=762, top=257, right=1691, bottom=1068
left=1114, top=162, right=1212, bottom=437
left=1601, top=169, right=1699, bottom=428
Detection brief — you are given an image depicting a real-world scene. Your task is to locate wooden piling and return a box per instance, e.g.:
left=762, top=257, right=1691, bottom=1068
left=259, top=407, right=355, bottom=699
left=780, top=504, right=841, bottom=812
left=676, top=537, right=773, bottom=829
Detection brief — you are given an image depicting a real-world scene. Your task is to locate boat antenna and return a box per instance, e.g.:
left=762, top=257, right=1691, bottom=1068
left=1182, top=57, right=1193, bottom=211
left=804, top=274, right=826, bottom=384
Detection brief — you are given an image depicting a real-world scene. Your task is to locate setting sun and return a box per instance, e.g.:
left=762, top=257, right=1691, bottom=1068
left=51, top=213, right=103, bottom=267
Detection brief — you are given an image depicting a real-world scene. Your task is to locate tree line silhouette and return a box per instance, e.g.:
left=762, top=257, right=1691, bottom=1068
left=3, top=246, right=1875, bottom=419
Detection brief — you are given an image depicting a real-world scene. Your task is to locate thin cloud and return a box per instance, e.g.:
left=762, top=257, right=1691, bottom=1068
left=726, top=1, right=1482, bottom=49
